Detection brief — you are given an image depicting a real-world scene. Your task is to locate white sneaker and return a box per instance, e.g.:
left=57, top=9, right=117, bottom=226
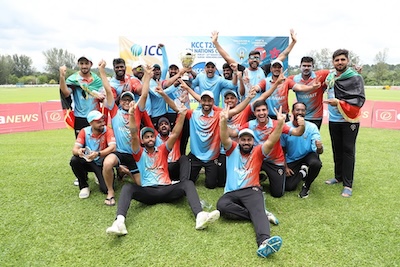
left=265, top=210, right=279, bottom=225
left=106, top=220, right=128, bottom=236
left=195, top=210, right=220, bottom=230
left=73, top=179, right=79, bottom=186
left=79, top=187, right=90, bottom=199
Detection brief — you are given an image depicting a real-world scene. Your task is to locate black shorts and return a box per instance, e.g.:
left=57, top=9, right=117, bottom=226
left=113, top=152, right=139, bottom=174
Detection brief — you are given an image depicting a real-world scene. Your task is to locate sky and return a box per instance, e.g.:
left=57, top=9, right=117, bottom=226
left=1, top=0, right=399, bottom=72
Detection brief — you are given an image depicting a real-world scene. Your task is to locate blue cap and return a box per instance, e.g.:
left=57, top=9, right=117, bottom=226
left=87, top=110, right=103, bottom=123
left=140, top=127, right=155, bottom=139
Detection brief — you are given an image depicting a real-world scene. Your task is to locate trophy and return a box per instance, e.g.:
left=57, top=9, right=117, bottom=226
left=179, top=50, right=196, bottom=81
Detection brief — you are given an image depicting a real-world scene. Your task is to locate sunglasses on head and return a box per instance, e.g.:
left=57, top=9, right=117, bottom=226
left=249, top=55, right=260, bottom=60
left=135, top=67, right=143, bottom=72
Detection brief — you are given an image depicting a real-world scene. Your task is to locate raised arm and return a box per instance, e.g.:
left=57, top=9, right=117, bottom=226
left=255, top=69, right=287, bottom=102
left=128, top=101, right=140, bottom=152
left=166, top=106, right=187, bottom=150
left=262, top=106, right=285, bottom=154
left=290, top=114, right=305, bottom=137
left=228, top=87, right=256, bottom=117
left=276, top=29, right=297, bottom=62
left=137, top=65, right=153, bottom=111
left=59, top=65, right=71, bottom=97
left=98, top=60, right=114, bottom=107
left=178, top=78, right=201, bottom=102
left=220, top=105, right=232, bottom=150
left=211, top=31, right=237, bottom=65
left=155, top=85, right=179, bottom=113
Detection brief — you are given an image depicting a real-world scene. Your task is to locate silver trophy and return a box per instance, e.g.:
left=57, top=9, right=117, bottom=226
left=179, top=50, right=196, bottom=81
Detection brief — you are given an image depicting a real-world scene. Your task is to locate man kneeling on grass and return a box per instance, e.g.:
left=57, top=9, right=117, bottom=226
left=216, top=105, right=285, bottom=258
left=106, top=102, right=219, bottom=235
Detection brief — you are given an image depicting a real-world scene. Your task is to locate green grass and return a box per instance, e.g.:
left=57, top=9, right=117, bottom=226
left=1, top=86, right=400, bottom=104
left=1, top=86, right=399, bottom=266
left=0, top=127, right=399, bottom=266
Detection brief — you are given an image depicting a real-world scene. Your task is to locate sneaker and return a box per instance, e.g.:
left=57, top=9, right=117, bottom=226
left=73, top=179, right=79, bottom=186
left=298, top=184, right=310, bottom=198
left=300, top=165, right=309, bottom=179
left=79, top=187, right=90, bottom=199
left=257, top=236, right=283, bottom=258
left=106, top=220, right=128, bottom=236
left=265, top=210, right=279, bottom=225
left=195, top=210, right=220, bottom=230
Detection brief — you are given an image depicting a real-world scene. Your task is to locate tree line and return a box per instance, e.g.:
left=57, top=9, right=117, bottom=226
left=0, top=48, right=398, bottom=87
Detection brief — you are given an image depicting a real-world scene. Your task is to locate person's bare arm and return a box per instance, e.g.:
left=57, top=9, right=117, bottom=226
left=128, top=101, right=140, bottom=152
left=179, top=78, right=201, bottom=102
left=277, top=29, right=297, bottom=62
left=137, top=65, right=153, bottom=110
left=220, top=106, right=232, bottom=150
left=98, top=60, right=114, bottom=106
left=155, top=85, right=179, bottom=113
left=290, top=115, right=305, bottom=136
left=228, top=87, right=256, bottom=117
left=166, top=106, right=187, bottom=150
left=211, top=31, right=237, bottom=65
left=262, top=106, right=285, bottom=154
left=59, top=65, right=71, bottom=97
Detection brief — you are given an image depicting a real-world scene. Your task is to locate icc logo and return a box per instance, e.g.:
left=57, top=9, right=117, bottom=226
left=130, top=44, right=162, bottom=57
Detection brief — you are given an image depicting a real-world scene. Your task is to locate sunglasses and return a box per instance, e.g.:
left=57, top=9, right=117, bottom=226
left=249, top=55, right=260, bottom=60
left=134, top=67, right=143, bottom=72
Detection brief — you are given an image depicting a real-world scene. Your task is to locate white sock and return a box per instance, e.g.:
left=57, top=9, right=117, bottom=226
left=116, top=215, right=125, bottom=223
left=300, top=170, right=306, bottom=178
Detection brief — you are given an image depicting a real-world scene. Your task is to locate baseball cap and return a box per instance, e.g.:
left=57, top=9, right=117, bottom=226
left=120, top=91, right=134, bottom=100
left=271, top=59, right=284, bottom=67
left=200, top=90, right=214, bottom=99
left=157, top=117, right=170, bottom=128
left=238, top=128, right=255, bottom=138
left=87, top=110, right=104, bottom=123
left=78, top=56, right=92, bottom=63
left=140, top=127, right=155, bottom=139
left=205, top=61, right=216, bottom=67
left=153, top=63, right=161, bottom=69
left=223, top=90, right=238, bottom=98
left=169, top=64, right=179, bottom=69
left=131, top=61, right=142, bottom=69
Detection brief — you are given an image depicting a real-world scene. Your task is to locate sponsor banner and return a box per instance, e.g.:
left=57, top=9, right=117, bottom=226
left=359, top=100, right=373, bottom=127
left=119, top=35, right=289, bottom=76
left=41, top=101, right=66, bottom=130
left=0, top=103, right=43, bottom=134
left=372, top=101, right=400, bottom=129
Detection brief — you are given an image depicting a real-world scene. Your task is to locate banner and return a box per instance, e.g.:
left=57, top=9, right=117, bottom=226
left=119, top=35, right=289, bottom=76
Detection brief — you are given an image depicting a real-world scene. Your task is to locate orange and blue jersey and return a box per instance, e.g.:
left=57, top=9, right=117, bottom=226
left=186, top=107, right=222, bottom=162
left=133, top=143, right=172, bottom=187
left=224, top=142, right=266, bottom=193
left=75, top=125, right=116, bottom=165
left=239, top=119, right=291, bottom=165
left=261, top=78, right=295, bottom=116
left=291, top=70, right=330, bottom=121
left=243, top=67, right=266, bottom=102
left=109, top=74, right=136, bottom=99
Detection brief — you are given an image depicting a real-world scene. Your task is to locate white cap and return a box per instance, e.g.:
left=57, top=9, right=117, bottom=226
left=238, top=128, right=255, bottom=138
left=200, top=90, right=214, bottom=99
left=271, top=59, right=283, bottom=67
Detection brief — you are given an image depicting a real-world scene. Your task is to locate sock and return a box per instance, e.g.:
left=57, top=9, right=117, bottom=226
left=300, top=170, right=307, bottom=178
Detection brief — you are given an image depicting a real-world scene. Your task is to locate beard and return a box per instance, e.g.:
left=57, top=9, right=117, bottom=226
left=239, top=144, right=253, bottom=154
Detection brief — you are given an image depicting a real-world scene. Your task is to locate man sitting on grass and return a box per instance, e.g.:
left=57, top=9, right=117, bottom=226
left=106, top=101, right=219, bottom=235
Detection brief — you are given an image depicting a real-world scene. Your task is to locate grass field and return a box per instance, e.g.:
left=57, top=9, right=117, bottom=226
left=1, top=86, right=399, bottom=266
left=1, top=85, right=400, bottom=104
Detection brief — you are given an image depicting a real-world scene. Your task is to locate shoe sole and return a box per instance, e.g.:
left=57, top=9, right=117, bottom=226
left=106, top=228, right=127, bottom=236
left=257, top=236, right=282, bottom=258
left=196, top=210, right=220, bottom=230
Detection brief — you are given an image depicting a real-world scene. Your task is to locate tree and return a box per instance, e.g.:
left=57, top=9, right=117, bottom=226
left=43, top=48, right=76, bottom=81
left=0, top=55, right=15, bottom=84
left=373, top=48, right=389, bottom=85
left=12, top=54, right=35, bottom=77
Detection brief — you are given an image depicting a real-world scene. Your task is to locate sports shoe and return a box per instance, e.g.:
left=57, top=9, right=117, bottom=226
left=106, top=220, right=128, bottom=236
left=79, top=187, right=90, bottom=199
left=257, top=236, right=283, bottom=258
left=298, top=184, right=310, bottom=198
left=265, top=210, right=279, bottom=225
left=300, top=165, right=309, bottom=179
left=195, top=210, right=220, bottom=230
left=73, top=179, right=79, bottom=186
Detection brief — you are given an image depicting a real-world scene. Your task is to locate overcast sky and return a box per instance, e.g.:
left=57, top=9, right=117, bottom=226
left=1, top=0, right=399, bottom=72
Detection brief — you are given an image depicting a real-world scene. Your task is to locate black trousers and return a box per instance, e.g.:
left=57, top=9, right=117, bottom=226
left=285, top=152, right=322, bottom=191
left=217, top=186, right=270, bottom=247
left=69, top=155, right=107, bottom=193
left=329, top=121, right=360, bottom=188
